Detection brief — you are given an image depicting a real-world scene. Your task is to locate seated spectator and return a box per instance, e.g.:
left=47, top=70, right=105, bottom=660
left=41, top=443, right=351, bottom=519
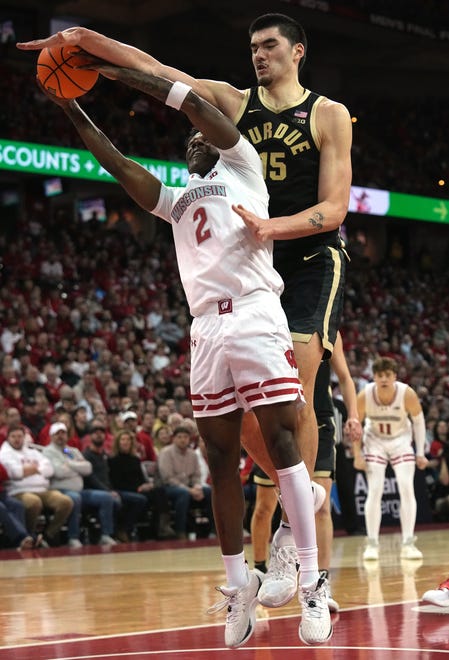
left=21, top=396, right=48, bottom=441
left=136, top=411, right=157, bottom=462
left=2, top=378, right=23, bottom=411
left=0, top=425, right=73, bottom=545
left=153, top=425, right=172, bottom=455
left=158, top=425, right=213, bottom=540
left=54, top=385, right=78, bottom=418
left=167, top=412, right=184, bottom=434
left=41, top=362, right=64, bottom=403
left=108, top=430, right=175, bottom=540
left=154, top=309, right=185, bottom=351
left=20, top=365, right=42, bottom=401
left=0, top=407, right=35, bottom=447
left=72, top=405, right=90, bottom=440
left=34, top=388, right=54, bottom=426
left=0, top=460, right=36, bottom=550
left=81, top=414, right=113, bottom=454
left=430, top=419, right=449, bottom=463
left=152, top=403, right=170, bottom=437
left=43, top=421, right=117, bottom=547
left=82, top=420, right=122, bottom=543
left=433, top=450, right=449, bottom=521
left=38, top=409, right=82, bottom=450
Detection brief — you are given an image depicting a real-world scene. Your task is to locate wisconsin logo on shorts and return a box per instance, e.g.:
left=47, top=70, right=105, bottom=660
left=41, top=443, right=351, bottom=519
left=284, top=349, right=298, bottom=369
left=218, top=299, right=233, bottom=314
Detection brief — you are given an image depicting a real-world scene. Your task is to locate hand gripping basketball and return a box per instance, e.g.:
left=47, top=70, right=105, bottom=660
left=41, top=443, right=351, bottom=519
left=37, top=45, right=99, bottom=99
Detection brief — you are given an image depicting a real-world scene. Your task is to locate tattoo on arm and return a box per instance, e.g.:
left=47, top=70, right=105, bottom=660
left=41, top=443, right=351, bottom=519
left=114, top=68, right=172, bottom=103
left=308, top=211, right=324, bottom=230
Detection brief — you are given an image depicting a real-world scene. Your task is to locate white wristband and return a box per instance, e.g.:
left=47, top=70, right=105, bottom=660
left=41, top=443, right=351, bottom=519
left=165, top=81, right=192, bottom=110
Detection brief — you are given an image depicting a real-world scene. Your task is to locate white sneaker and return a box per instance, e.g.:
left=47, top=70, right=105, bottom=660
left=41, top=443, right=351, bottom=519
left=400, top=537, right=423, bottom=560
left=320, top=571, right=339, bottom=612
left=298, top=575, right=333, bottom=645
left=208, top=568, right=263, bottom=648
left=311, top=481, right=326, bottom=513
left=422, top=577, right=449, bottom=607
left=363, top=539, right=379, bottom=561
left=68, top=538, right=83, bottom=549
left=258, top=544, right=299, bottom=607
left=99, top=534, right=117, bottom=546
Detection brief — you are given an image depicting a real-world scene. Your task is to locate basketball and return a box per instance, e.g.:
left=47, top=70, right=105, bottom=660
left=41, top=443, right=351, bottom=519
left=37, top=45, right=99, bottom=99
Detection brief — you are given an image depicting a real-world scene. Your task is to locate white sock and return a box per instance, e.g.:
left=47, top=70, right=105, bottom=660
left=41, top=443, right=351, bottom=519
left=276, top=461, right=319, bottom=587
left=222, top=551, right=248, bottom=588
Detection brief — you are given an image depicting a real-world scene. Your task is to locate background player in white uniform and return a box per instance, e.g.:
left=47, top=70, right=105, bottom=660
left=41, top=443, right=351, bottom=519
left=354, top=357, right=428, bottom=561
left=37, top=62, right=331, bottom=648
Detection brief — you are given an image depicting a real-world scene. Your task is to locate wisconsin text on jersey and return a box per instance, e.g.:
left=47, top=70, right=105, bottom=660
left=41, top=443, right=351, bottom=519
left=244, top=121, right=311, bottom=155
left=171, top=184, right=226, bottom=222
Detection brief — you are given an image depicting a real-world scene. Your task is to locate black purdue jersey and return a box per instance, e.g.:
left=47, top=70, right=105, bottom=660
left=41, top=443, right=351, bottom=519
left=236, top=86, right=341, bottom=278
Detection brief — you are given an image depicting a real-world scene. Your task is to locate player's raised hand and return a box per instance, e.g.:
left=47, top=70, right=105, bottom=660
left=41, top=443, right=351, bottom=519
left=17, top=27, right=82, bottom=50
left=232, top=204, right=271, bottom=242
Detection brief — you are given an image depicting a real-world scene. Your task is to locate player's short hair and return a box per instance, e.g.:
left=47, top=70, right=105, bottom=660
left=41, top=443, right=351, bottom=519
left=372, top=357, right=398, bottom=375
left=249, top=13, right=307, bottom=71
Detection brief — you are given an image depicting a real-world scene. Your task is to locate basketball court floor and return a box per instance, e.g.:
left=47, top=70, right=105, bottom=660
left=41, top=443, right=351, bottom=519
left=0, top=525, right=448, bottom=659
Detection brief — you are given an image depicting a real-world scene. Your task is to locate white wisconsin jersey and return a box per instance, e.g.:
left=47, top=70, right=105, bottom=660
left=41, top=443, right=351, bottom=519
left=364, top=381, right=411, bottom=440
left=152, top=135, right=284, bottom=317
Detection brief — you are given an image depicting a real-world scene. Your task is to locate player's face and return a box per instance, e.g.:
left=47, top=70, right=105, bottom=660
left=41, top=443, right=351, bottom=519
left=250, top=27, right=303, bottom=87
left=186, top=132, right=219, bottom=176
left=373, top=370, right=397, bottom=389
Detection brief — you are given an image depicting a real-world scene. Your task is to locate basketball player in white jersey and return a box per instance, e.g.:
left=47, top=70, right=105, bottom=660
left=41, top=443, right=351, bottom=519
left=354, top=357, right=428, bottom=560
left=37, top=64, right=331, bottom=648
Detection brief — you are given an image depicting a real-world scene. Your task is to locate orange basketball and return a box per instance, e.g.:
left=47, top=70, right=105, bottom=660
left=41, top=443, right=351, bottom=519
left=37, top=45, right=99, bottom=99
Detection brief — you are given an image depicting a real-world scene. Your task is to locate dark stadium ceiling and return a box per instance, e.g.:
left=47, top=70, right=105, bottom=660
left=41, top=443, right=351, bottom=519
left=6, top=0, right=449, bottom=87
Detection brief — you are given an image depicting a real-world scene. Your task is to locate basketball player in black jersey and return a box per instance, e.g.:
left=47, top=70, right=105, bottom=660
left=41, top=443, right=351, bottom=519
left=19, top=9, right=352, bottom=638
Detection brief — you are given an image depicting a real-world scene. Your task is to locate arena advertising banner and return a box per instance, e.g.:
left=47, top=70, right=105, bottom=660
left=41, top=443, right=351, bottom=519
left=349, top=186, right=449, bottom=224
left=331, top=465, right=433, bottom=531
left=0, top=138, right=189, bottom=187
left=1, top=138, right=448, bottom=223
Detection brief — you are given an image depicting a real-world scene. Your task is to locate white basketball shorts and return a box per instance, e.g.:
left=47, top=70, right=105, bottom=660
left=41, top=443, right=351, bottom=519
left=190, top=291, right=305, bottom=418
left=363, top=431, right=416, bottom=467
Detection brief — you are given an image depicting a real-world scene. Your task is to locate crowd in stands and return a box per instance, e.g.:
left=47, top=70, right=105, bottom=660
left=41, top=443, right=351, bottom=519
left=0, top=203, right=448, bottom=550
left=1, top=58, right=448, bottom=200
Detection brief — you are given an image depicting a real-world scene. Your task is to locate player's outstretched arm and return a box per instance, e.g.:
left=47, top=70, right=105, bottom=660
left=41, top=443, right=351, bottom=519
left=86, top=63, right=240, bottom=151
left=36, top=79, right=161, bottom=213
left=17, top=27, right=242, bottom=118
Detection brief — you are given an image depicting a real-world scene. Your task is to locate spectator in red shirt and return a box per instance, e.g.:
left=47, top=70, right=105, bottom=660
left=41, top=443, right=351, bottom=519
left=136, top=411, right=157, bottom=462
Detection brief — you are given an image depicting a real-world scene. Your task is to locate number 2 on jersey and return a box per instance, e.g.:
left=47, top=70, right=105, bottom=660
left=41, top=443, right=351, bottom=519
left=194, top=207, right=211, bottom=245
